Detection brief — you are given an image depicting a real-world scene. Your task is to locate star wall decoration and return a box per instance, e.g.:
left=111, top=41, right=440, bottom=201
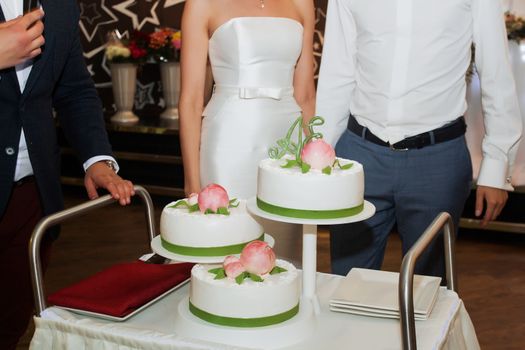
left=134, top=81, right=156, bottom=109
left=79, top=0, right=118, bottom=43
left=164, top=0, right=185, bottom=8
left=113, top=0, right=160, bottom=30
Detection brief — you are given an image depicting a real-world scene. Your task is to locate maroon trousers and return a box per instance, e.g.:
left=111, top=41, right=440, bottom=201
left=0, top=178, right=52, bottom=349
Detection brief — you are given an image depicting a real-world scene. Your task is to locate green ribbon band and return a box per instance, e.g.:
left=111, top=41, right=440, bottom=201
left=189, top=301, right=300, bottom=327
left=257, top=198, right=364, bottom=219
left=161, top=234, right=265, bottom=256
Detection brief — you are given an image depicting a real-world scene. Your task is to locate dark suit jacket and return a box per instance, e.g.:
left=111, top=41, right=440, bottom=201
left=0, top=0, right=113, bottom=218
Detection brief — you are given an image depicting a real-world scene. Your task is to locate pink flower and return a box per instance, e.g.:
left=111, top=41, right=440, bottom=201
left=300, top=139, right=336, bottom=170
left=198, top=184, right=229, bottom=213
left=223, top=256, right=245, bottom=279
left=240, top=241, right=276, bottom=275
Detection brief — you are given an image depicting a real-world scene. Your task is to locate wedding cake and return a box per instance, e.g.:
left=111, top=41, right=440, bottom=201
left=189, top=241, right=300, bottom=327
left=160, top=184, right=264, bottom=257
left=257, top=116, right=365, bottom=219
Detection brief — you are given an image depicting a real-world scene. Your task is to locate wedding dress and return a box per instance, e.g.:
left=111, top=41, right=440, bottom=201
left=200, top=17, right=304, bottom=263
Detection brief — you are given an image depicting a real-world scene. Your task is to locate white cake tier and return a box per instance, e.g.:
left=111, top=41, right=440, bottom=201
left=257, top=157, right=364, bottom=218
left=160, top=200, right=264, bottom=256
left=189, top=260, right=300, bottom=326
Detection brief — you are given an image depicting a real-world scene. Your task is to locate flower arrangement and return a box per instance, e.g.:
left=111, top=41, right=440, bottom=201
left=269, top=116, right=353, bottom=174
left=505, top=11, right=525, bottom=42
left=170, top=183, right=239, bottom=215
left=105, top=30, right=150, bottom=64
left=208, top=241, right=287, bottom=284
left=148, top=27, right=182, bottom=62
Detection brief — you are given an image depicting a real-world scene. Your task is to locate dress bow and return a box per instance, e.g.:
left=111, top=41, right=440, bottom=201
left=238, top=87, right=284, bottom=100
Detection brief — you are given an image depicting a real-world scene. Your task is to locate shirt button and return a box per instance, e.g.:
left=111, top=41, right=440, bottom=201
left=5, top=147, right=15, bottom=155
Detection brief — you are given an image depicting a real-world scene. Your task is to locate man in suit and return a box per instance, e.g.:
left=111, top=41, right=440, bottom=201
left=317, top=0, right=522, bottom=278
left=0, top=2, right=135, bottom=348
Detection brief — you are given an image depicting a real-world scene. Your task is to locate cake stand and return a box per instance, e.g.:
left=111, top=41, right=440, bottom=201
left=246, top=198, right=376, bottom=314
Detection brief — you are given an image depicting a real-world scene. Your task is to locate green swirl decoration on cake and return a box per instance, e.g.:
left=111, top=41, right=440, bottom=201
left=189, top=301, right=300, bottom=327
left=268, top=116, right=353, bottom=174
left=161, top=234, right=265, bottom=256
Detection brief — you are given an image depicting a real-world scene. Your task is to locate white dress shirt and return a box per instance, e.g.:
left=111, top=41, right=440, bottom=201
left=316, top=0, right=522, bottom=190
left=0, top=0, right=117, bottom=181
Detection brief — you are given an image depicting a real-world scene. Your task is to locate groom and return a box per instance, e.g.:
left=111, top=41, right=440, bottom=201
left=316, top=0, right=522, bottom=278
left=0, top=1, right=134, bottom=348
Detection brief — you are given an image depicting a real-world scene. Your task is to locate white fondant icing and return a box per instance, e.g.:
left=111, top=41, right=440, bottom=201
left=190, top=260, right=300, bottom=318
left=257, top=157, right=364, bottom=210
left=160, top=200, right=263, bottom=247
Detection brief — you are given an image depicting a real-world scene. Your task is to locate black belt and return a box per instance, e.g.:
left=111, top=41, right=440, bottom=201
left=13, top=175, right=35, bottom=187
left=347, top=116, right=466, bottom=150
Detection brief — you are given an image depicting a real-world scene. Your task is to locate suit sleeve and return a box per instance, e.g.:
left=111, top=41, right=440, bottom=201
left=52, top=1, right=113, bottom=164
left=316, top=0, right=357, bottom=147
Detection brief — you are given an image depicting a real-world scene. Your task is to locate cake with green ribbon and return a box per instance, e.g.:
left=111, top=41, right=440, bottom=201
left=189, top=241, right=300, bottom=327
left=256, top=116, right=365, bottom=219
left=160, top=184, right=264, bottom=257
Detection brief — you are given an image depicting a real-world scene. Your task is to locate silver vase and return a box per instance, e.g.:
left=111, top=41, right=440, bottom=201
left=110, top=63, right=139, bottom=124
left=160, top=61, right=181, bottom=120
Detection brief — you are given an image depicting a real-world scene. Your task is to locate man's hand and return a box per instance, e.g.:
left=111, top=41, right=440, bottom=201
left=0, top=9, right=45, bottom=69
left=475, top=185, right=508, bottom=226
left=84, top=161, right=135, bottom=205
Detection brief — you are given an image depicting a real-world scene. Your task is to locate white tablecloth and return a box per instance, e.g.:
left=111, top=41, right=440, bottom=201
left=30, top=272, right=479, bottom=350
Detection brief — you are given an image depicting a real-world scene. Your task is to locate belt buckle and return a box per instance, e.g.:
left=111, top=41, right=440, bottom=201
left=389, top=142, right=409, bottom=151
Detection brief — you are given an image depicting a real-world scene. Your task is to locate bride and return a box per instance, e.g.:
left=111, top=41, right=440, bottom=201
left=178, top=0, right=315, bottom=263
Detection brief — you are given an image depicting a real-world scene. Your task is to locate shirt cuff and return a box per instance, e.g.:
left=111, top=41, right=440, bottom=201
left=83, top=156, right=120, bottom=173
left=476, top=157, right=514, bottom=191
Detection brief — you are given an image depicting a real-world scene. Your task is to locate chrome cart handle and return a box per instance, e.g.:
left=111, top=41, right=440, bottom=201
left=399, top=212, right=457, bottom=350
left=29, top=185, right=156, bottom=316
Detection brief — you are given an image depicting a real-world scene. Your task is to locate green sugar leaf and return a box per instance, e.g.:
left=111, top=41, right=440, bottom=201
left=235, top=272, right=248, bottom=285
left=208, top=267, right=223, bottom=275
left=188, top=203, right=200, bottom=212
left=322, top=166, right=332, bottom=175
left=217, top=207, right=230, bottom=215
left=281, top=159, right=298, bottom=168
left=229, top=198, right=239, bottom=208
left=248, top=273, right=264, bottom=282
left=212, top=269, right=226, bottom=280
left=301, top=162, right=311, bottom=174
left=270, top=266, right=288, bottom=275
left=169, top=200, right=189, bottom=209
left=204, top=208, right=214, bottom=215
left=340, top=162, right=354, bottom=170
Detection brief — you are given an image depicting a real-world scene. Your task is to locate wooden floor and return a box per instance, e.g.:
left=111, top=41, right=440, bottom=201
left=16, top=188, right=525, bottom=349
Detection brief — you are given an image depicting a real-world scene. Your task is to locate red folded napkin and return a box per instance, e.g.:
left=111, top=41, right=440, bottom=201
left=48, top=261, right=194, bottom=317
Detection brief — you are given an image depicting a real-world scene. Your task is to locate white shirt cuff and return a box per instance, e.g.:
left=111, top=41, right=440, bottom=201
left=476, top=157, right=514, bottom=191
left=83, top=156, right=120, bottom=173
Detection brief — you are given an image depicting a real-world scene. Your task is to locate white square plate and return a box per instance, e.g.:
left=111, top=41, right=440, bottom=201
left=330, top=268, right=441, bottom=316
left=329, top=305, right=429, bottom=320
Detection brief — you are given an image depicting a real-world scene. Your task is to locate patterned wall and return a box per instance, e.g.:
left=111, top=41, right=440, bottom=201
left=78, top=0, right=328, bottom=116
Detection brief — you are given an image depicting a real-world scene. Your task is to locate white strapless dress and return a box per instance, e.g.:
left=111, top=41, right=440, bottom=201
left=200, top=17, right=304, bottom=263
left=200, top=17, right=303, bottom=198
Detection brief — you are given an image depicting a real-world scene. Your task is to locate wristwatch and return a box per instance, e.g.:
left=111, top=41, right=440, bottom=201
left=104, top=160, right=118, bottom=172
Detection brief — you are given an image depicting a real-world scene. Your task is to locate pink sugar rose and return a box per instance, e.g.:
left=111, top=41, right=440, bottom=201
left=240, top=240, right=276, bottom=275
left=300, top=139, right=336, bottom=170
left=198, top=184, right=229, bottom=213
left=223, top=255, right=240, bottom=267
left=223, top=256, right=245, bottom=279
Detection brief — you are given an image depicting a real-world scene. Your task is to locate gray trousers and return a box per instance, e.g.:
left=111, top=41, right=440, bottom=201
left=330, top=128, right=472, bottom=279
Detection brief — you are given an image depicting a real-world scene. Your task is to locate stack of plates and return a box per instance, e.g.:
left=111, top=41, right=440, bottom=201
left=329, top=268, right=441, bottom=320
